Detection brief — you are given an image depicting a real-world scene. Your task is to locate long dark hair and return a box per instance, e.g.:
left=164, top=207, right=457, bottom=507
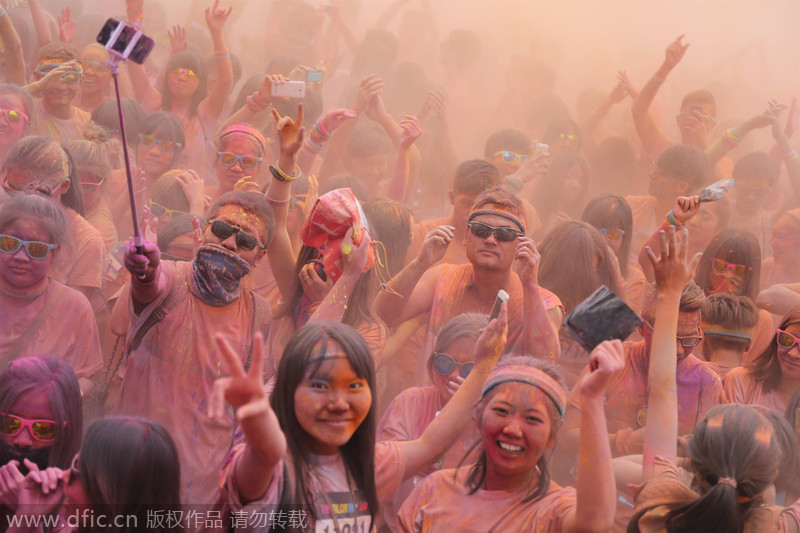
left=581, top=194, right=633, bottom=277
left=695, top=229, right=761, bottom=300
left=461, top=356, right=565, bottom=502
left=0, top=355, right=82, bottom=469
left=538, top=221, right=623, bottom=313
left=271, top=322, right=378, bottom=530
left=160, top=50, right=207, bottom=120
left=79, top=417, right=182, bottom=533
left=748, top=305, right=800, bottom=393
left=646, top=405, right=779, bottom=533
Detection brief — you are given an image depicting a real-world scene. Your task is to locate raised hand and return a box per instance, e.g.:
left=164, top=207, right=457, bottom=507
left=14, top=460, right=64, bottom=518
left=167, top=25, right=188, bottom=54
left=124, top=237, right=160, bottom=280
left=645, top=226, right=701, bottom=294
left=299, top=260, right=334, bottom=302
left=58, top=6, right=74, bottom=44
left=617, top=70, right=638, bottom=99
left=663, top=35, right=689, bottom=72
left=205, top=0, right=233, bottom=34
left=399, top=115, right=422, bottom=148
left=233, top=176, right=262, bottom=193
left=417, top=225, right=454, bottom=269
left=0, top=460, right=24, bottom=509
left=175, top=170, right=205, bottom=212
left=272, top=104, right=305, bottom=159
left=208, top=333, right=266, bottom=420
left=672, top=195, right=700, bottom=225
left=515, top=237, right=541, bottom=287
left=786, top=97, right=799, bottom=139
left=320, top=108, right=357, bottom=134
left=352, top=75, right=384, bottom=114
left=608, top=81, right=627, bottom=105
left=341, top=225, right=372, bottom=274
left=512, top=152, right=550, bottom=184
left=474, top=301, right=508, bottom=364
left=579, top=339, right=625, bottom=398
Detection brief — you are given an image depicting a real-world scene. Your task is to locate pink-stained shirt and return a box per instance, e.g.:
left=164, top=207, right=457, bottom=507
left=217, top=441, right=407, bottom=531
left=0, top=279, right=102, bottom=378
left=377, top=386, right=479, bottom=532
left=417, top=264, right=562, bottom=383
left=49, top=208, right=105, bottom=290
left=114, top=260, right=270, bottom=505
left=397, top=467, right=576, bottom=533
left=722, top=366, right=787, bottom=414
left=569, top=341, right=723, bottom=438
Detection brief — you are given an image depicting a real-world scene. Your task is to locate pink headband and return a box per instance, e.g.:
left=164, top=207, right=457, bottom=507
left=481, top=365, right=566, bottom=417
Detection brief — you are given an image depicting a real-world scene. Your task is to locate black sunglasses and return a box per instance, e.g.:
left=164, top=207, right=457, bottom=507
left=208, top=220, right=264, bottom=251
left=467, top=221, right=523, bottom=242
left=431, top=353, right=474, bottom=379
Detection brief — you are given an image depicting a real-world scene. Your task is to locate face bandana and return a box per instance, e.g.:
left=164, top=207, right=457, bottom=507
left=0, top=443, right=52, bottom=474
left=190, top=245, right=252, bottom=306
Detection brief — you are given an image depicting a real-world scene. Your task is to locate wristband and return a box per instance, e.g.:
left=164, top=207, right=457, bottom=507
left=265, top=192, right=290, bottom=205
left=251, top=91, right=269, bottom=108
left=305, top=136, right=323, bottom=152
left=314, top=120, right=330, bottom=138
left=269, top=163, right=301, bottom=182
left=666, top=209, right=683, bottom=228
left=593, top=107, right=607, bottom=118
left=0, top=7, right=7, bottom=18
left=246, top=94, right=266, bottom=112
left=214, top=54, right=230, bottom=61
left=651, top=74, right=665, bottom=86
left=785, top=150, right=798, bottom=162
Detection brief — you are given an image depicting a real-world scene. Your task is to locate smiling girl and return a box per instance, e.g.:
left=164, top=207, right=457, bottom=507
left=210, top=304, right=509, bottom=531
left=397, top=341, right=623, bottom=532
left=724, top=306, right=800, bottom=414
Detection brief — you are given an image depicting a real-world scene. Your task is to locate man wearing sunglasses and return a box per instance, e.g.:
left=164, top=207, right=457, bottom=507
left=377, top=187, right=562, bottom=366
left=117, top=190, right=273, bottom=505
left=23, top=42, right=89, bottom=143
left=562, top=281, right=722, bottom=458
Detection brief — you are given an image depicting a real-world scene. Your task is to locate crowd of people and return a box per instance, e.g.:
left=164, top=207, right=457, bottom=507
left=0, top=0, right=800, bottom=532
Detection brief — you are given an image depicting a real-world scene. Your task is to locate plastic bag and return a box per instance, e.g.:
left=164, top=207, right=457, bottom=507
left=699, top=178, right=735, bottom=203
left=563, top=285, right=642, bottom=352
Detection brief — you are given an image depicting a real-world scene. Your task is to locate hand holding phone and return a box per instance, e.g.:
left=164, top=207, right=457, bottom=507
left=489, top=290, right=510, bottom=321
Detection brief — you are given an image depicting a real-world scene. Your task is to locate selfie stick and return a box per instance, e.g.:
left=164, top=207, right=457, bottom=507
left=102, top=22, right=151, bottom=255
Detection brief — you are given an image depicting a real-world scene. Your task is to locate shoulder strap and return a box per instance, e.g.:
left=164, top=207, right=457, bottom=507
left=125, top=268, right=189, bottom=357
left=243, top=291, right=271, bottom=372
left=1, top=282, right=65, bottom=367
